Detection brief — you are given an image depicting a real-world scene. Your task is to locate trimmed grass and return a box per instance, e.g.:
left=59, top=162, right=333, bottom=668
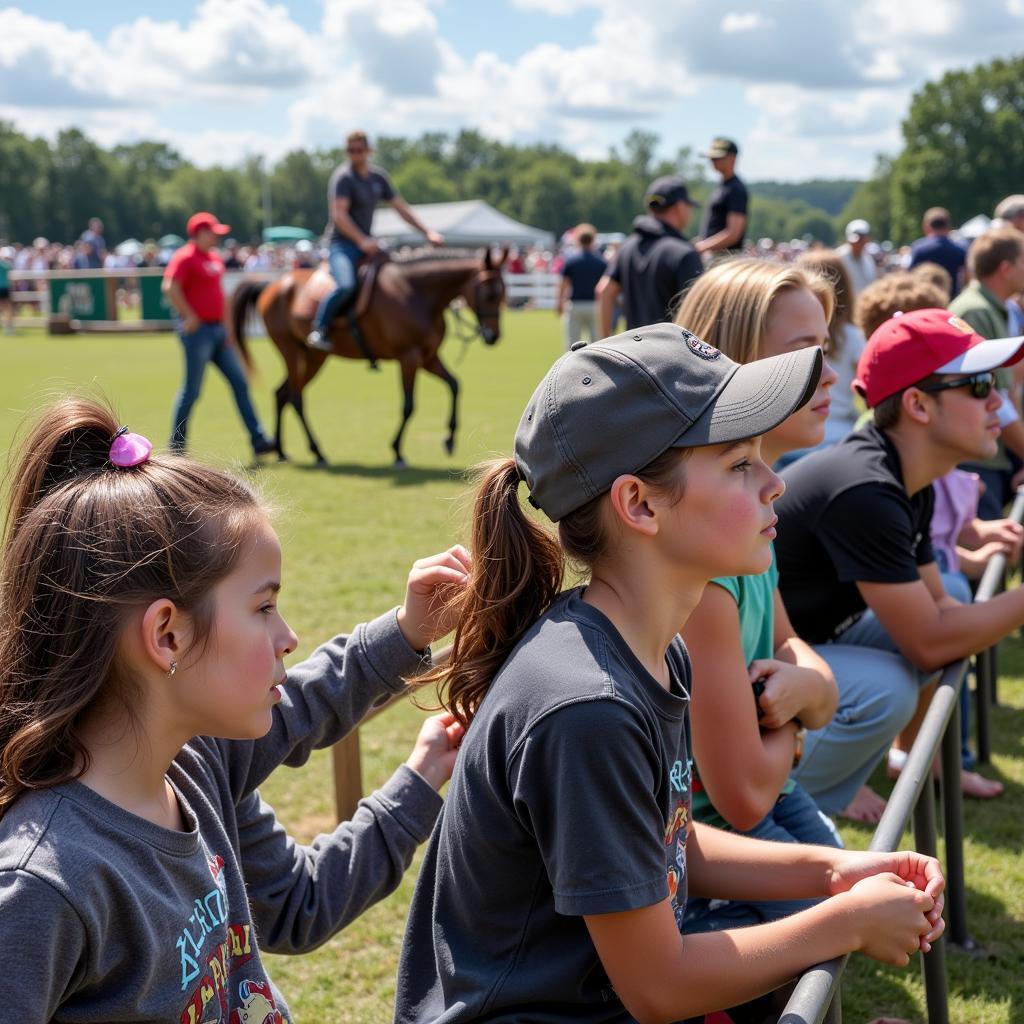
left=2, top=313, right=1022, bottom=1023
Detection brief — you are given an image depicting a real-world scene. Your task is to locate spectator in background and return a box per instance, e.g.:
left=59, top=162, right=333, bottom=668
left=910, top=262, right=954, bottom=301
left=294, top=239, right=317, bottom=269
left=696, top=137, right=748, bottom=259
left=163, top=211, right=274, bottom=460
left=796, top=250, right=867, bottom=450
left=994, top=196, right=1024, bottom=337
left=596, top=176, right=702, bottom=335
left=838, top=219, right=877, bottom=296
left=222, top=239, right=244, bottom=270
left=907, top=208, right=967, bottom=298
left=0, top=245, right=13, bottom=334
left=79, top=217, right=106, bottom=269
left=950, top=226, right=1024, bottom=518
left=556, top=223, right=605, bottom=349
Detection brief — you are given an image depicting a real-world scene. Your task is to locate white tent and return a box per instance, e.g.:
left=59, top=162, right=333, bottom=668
left=372, top=199, right=553, bottom=248
left=959, top=214, right=992, bottom=239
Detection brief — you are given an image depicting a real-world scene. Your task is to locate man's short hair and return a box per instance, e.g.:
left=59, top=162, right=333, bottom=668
left=994, top=195, right=1024, bottom=223
left=923, top=207, right=951, bottom=231
left=575, top=223, right=596, bottom=246
left=346, top=130, right=370, bottom=149
left=968, top=226, right=1024, bottom=280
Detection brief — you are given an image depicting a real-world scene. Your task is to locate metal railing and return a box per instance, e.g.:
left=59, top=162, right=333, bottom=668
left=779, top=486, right=1024, bottom=1024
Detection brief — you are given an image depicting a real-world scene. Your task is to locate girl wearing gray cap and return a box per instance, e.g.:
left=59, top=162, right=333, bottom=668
left=394, top=323, right=943, bottom=1024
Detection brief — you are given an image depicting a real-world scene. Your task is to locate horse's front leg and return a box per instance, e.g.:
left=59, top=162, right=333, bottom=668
left=392, top=349, right=422, bottom=468
left=424, top=352, right=460, bottom=455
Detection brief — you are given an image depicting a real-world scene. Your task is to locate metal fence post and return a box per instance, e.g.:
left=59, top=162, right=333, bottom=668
left=939, top=697, right=971, bottom=948
left=913, top=773, right=949, bottom=1024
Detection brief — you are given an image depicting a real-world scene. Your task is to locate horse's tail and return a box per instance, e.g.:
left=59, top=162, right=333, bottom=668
left=231, top=280, right=269, bottom=374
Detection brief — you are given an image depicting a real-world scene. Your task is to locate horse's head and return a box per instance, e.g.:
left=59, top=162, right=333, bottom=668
left=465, top=247, right=508, bottom=345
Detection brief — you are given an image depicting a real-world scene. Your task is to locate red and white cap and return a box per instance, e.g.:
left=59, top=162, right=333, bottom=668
left=186, top=211, right=231, bottom=236
left=854, top=308, right=1024, bottom=407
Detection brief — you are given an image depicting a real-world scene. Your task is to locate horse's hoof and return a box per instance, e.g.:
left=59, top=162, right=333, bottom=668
left=314, top=456, right=328, bottom=467
left=394, top=457, right=407, bottom=470
left=443, top=437, right=455, bottom=455
left=277, top=452, right=288, bottom=463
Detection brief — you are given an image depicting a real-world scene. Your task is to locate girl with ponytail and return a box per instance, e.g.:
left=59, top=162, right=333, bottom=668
left=396, top=323, right=944, bottom=1024
left=0, top=396, right=467, bottom=1022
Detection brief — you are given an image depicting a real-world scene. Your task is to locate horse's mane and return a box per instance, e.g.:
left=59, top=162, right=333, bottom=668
left=390, top=247, right=482, bottom=266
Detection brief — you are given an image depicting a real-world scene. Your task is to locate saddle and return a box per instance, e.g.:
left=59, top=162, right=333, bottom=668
left=293, top=251, right=389, bottom=324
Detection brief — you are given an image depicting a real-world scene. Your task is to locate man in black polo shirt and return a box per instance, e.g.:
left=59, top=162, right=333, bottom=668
left=775, top=309, right=1024, bottom=819
left=696, top=137, right=748, bottom=258
left=596, top=176, right=702, bottom=335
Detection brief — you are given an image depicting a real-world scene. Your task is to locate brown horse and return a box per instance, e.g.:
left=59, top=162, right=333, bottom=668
left=231, top=249, right=507, bottom=466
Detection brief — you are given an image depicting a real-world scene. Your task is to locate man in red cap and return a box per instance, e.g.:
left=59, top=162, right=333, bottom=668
left=163, top=212, right=273, bottom=457
left=773, top=309, right=1024, bottom=821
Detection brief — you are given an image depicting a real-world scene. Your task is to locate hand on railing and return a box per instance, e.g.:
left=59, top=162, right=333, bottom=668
left=841, top=874, right=938, bottom=967
left=826, top=849, right=945, bottom=954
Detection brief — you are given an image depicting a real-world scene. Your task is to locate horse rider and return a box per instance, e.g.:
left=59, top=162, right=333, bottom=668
left=306, top=130, right=445, bottom=352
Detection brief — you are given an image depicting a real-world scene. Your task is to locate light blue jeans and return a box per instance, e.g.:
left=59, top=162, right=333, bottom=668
left=793, top=573, right=965, bottom=816
left=170, top=322, right=268, bottom=454
left=314, top=239, right=362, bottom=333
left=682, top=783, right=842, bottom=933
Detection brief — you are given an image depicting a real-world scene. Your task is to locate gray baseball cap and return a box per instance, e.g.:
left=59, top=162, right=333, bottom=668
left=515, top=323, right=823, bottom=522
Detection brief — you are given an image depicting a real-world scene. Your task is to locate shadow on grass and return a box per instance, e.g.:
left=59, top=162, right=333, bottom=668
left=281, top=460, right=470, bottom=486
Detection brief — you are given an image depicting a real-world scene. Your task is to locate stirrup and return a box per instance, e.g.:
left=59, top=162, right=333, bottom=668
left=348, top=314, right=379, bottom=370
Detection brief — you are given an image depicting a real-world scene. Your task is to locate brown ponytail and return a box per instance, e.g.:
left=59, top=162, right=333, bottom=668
left=419, top=459, right=563, bottom=727
left=423, top=446, right=690, bottom=728
left=0, top=396, right=265, bottom=817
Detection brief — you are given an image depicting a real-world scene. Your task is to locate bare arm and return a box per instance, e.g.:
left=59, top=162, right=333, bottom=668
left=682, top=584, right=799, bottom=831
left=389, top=195, right=444, bottom=246
left=162, top=278, right=199, bottom=333
left=556, top=275, right=571, bottom=315
left=696, top=212, right=746, bottom=254
left=857, top=561, right=1024, bottom=670
left=596, top=275, right=619, bottom=338
left=766, top=589, right=838, bottom=729
left=585, top=826, right=941, bottom=1024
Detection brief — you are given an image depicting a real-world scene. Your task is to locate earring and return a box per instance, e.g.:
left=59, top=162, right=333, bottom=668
left=167, top=660, right=178, bottom=678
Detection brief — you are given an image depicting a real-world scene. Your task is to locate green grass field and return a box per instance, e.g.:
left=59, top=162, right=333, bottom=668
left=2, top=312, right=1023, bottom=1023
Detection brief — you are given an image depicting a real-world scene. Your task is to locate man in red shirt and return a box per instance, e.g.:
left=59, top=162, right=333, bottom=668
left=163, top=211, right=273, bottom=457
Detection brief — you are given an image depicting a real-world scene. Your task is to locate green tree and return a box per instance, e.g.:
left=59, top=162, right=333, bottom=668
left=621, top=129, right=659, bottom=180
left=269, top=149, right=325, bottom=230
left=392, top=156, right=458, bottom=204
left=512, top=160, right=579, bottom=236
left=838, top=156, right=893, bottom=243
left=889, top=56, right=1024, bottom=240
left=0, top=121, right=51, bottom=242
left=49, top=128, right=115, bottom=243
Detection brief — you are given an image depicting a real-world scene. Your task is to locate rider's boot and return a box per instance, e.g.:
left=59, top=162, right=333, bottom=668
left=305, top=327, right=333, bottom=352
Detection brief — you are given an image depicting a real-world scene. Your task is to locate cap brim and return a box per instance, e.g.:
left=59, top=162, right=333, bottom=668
left=935, top=334, right=1024, bottom=374
left=212, top=223, right=231, bottom=235
left=674, top=347, right=824, bottom=448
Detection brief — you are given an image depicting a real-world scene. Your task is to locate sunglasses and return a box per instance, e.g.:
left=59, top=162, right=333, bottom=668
left=916, top=372, right=996, bottom=400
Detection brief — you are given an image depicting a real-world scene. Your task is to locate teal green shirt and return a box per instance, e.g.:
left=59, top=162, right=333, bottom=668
left=0, top=259, right=10, bottom=290
left=692, top=547, right=794, bottom=829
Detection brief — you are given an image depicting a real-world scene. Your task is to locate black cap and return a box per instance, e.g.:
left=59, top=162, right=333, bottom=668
left=700, top=137, right=740, bottom=159
left=645, top=176, right=699, bottom=210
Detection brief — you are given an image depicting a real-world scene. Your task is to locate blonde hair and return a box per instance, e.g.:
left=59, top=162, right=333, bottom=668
left=675, top=257, right=834, bottom=365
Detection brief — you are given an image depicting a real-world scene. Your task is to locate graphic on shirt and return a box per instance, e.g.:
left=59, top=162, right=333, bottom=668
left=229, top=979, right=284, bottom=1024
left=664, top=758, right=692, bottom=926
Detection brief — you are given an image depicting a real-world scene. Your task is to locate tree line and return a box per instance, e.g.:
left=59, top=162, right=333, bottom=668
left=0, top=122, right=853, bottom=248
left=1, top=54, right=1019, bottom=248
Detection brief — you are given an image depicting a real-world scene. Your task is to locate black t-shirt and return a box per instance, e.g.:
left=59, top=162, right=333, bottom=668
left=395, top=589, right=692, bottom=1023
left=775, top=425, right=936, bottom=643
left=609, top=214, right=703, bottom=328
left=325, top=162, right=396, bottom=243
left=700, top=175, right=748, bottom=248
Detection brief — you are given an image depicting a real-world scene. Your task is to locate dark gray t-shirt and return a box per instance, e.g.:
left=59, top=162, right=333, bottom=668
left=395, top=589, right=692, bottom=1023
left=0, top=611, right=440, bottom=1023
left=326, top=162, right=396, bottom=243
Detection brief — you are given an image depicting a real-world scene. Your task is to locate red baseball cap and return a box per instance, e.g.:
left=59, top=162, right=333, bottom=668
left=187, top=211, right=231, bottom=236
left=854, top=308, right=1024, bottom=407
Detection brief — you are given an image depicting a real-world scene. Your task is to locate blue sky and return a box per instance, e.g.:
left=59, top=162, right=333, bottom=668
left=2, top=1, right=1022, bottom=181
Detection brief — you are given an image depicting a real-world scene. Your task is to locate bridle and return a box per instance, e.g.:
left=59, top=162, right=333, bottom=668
left=450, top=267, right=505, bottom=348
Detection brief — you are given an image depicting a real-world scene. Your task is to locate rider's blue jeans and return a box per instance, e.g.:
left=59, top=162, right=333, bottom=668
left=314, top=239, right=362, bottom=333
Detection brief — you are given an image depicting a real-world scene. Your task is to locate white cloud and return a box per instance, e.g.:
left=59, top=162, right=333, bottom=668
left=721, top=12, right=766, bottom=33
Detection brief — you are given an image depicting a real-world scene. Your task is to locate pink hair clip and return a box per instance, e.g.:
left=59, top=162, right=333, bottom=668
left=109, top=425, right=153, bottom=468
